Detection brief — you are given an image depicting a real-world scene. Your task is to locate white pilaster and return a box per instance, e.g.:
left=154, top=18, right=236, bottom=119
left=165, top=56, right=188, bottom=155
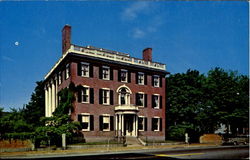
left=133, top=115, right=135, bottom=136
left=48, top=83, right=52, bottom=117
left=51, top=79, right=55, bottom=114
left=55, top=75, right=58, bottom=108
left=121, top=114, right=124, bottom=136
left=135, top=115, right=138, bottom=137
left=119, top=114, right=122, bottom=137
left=45, top=85, right=48, bottom=117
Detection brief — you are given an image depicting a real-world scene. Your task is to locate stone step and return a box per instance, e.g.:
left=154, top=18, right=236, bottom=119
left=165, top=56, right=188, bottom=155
left=125, top=137, right=142, bottom=146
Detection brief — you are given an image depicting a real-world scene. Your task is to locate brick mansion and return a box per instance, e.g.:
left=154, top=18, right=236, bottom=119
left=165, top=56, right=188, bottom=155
left=44, top=25, right=168, bottom=142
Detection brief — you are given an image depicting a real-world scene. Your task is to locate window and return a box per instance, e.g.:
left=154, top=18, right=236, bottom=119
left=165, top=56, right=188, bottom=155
left=81, top=87, right=89, bottom=103
left=138, top=72, right=144, bottom=85
left=136, top=93, right=144, bottom=107
left=58, top=71, right=62, bottom=85
left=80, top=62, right=89, bottom=77
left=65, top=63, right=70, bottom=79
left=152, top=95, right=160, bottom=109
left=79, top=114, right=90, bottom=131
left=120, top=69, right=128, bottom=82
left=100, top=115, right=114, bottom=131
left=102, top=89, right=110, bottom=105
left=153, top=75, right=160, bottom=87
left=78, top=114, right=94, bottom=131
left=102, top=66, right=110, bottom=80
left=103, top=116, right=110, bottom=131
left=152, top=117, right=161, bottom=131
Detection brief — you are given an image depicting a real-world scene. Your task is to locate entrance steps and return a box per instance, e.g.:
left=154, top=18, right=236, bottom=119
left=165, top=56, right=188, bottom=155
left=125, top=137, right=143, bottom=146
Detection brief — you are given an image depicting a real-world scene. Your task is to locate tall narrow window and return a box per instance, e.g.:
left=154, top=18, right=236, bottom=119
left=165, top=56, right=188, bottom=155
left=138, top=117, right=144, bottom=131
left=81, top=62, right=89, bottom=77
left=152, top=95, right=160, bottom=109
left=138, top=72, right=144, bottom=85
left=103, top=116, right=110, bottom=131
left=120, top=69, right=128, bottom=82
left=65, top=63, right=70, bottom=79
left=152, top=117, right=161, bottom=131
left=136, top=93, right=144, bottom=107
left=153, top=75, right=160, bottom=87
left=81, top=115, right=90, bottom=131
left=81, top=87, right=89, bottom=103
left=102, top=66, right=110, bottom=80
left=102, top=89, right=110, bottom=105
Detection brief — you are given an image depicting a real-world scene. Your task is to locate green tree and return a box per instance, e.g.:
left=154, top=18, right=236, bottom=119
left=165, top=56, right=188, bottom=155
left=23, top=81, right=45, bottom=127
left=34, top=86, right=81, bottom=147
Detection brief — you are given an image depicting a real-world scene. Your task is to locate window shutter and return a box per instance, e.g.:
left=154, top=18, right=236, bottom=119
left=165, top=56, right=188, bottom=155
left=64, top=69, right=66, bottom=80
left=118, top=70, right=121, bottom=82
left=78, top=114, right=82, bottom=122
left=144, top=74, right=147, bottom=85
left=144, top=94, right=147, bottom=108
left=78, top=115, right=83, bottom=129
left=128, top=71, right=131, bottom=83
left=160, top=96, right=162, bottom=109
left=89, top=64, right=93, bottom=78
left=136, top=72, right=138, bottom=84
left=90, top=115, right=94, bottom=131
left=160, top=118, right=162, bottom=131
left=110, top=68, right=113, bottom=80
left=160, top=76, right=162, bottom=87
left=136, top=93, right=139, bottom=105
left=144, top=118, right=147, bottom=131
left=99, top=115, right=103, bottom=131
left=110, top=116, right=114, bottom=131
left=151, top=118, right=154, bottom=131
left=90, top=88, right=94, bottom=104
left=78, top=88, right=82, bottom=103
left=99, top=66, right=102, bottom=79
left=110, top=90, right=113, bottom=105
left=77, top=63, right=81, bottom=76
left=99, top=89, right=103, bottom=104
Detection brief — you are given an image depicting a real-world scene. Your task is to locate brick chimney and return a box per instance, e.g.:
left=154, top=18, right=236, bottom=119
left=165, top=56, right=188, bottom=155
left=143, top=48, right=152, bottom=62
left=62, top=24, right=71, bottom=54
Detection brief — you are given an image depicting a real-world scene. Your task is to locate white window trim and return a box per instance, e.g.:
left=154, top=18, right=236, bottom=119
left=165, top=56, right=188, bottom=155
left=138, top=72, right=144, bottom=85
left=102, top=88, right=110, bottom=105
left=80, top=113, right=90, bottom=131
left=153, top=94, right=160, bottom=109
left=58, top=71, right=62, bottom=85
left=153, top=75, right=160, bottom=87
left=120, top=69, right=128, bottom=83
left=102, top=66, right=110, bottom=80
left=81, top=86, right=90, bottom=104
left=138, top=116, right=145, bottom=131
left=137, top=93, right=145, bottom=107
left=66, top=63, right=70, bottom=79
left=102, top=114, right=110, bottom=131
left=80, top=62, right=89, bottom=77
left=153, top=117, right=160, bottom=132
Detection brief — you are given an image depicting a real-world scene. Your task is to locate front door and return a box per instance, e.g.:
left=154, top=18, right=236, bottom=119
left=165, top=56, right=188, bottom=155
left=124, top=115, right=134, bottom=136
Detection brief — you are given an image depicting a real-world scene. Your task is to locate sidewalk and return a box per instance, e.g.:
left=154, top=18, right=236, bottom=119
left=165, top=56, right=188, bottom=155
left=0, top=143, right=221, bottom=158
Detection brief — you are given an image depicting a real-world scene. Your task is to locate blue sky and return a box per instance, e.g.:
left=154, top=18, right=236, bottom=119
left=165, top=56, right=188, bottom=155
left=0, top=1, right=248, bottom=111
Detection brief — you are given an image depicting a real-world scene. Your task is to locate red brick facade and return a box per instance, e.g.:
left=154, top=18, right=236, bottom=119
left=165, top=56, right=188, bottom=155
left=44, top=25, right=168, bottom=142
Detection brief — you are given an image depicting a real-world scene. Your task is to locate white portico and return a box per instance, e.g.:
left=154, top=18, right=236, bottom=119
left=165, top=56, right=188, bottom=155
left=115, top=85, right=139, bottom=137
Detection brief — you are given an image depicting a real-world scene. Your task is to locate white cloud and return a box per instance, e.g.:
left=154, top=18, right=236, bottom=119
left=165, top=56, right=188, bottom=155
left=132, top=28, right=146, bottom=39
left=2, top=56, right=15, bottom=62
left=122, top=1, right=150, bottom=21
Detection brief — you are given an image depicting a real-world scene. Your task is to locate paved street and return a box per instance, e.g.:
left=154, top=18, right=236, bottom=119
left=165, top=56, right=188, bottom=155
left=1, top=145, right=248, bottom=159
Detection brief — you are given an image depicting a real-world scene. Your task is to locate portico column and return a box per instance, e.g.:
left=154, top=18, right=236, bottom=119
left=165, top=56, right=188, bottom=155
left=133, top=115, right=136, bottom=136
left=51, top=80, right=55, bottom=115
left=135, top=115, right=138, bottom=137
left=119, top=114, right=122, bottom=137
left=121, top=114, right=124, bottom=136
left=55, top=75, right=58, bottom=108
left=48, top=83, right=52, bottom=117
left=45, top=85, right=48, bottom=117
